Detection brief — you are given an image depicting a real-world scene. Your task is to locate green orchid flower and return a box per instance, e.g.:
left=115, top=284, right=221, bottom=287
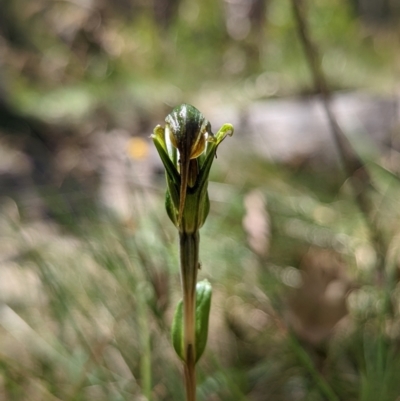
left=152, top=104, right=233, bottom=401
left=152, top=103, right=234, bottom=234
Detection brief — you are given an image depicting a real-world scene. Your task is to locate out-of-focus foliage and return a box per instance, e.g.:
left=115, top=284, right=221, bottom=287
left=1, top=0, right=400, bottom=400
left=0, top=0, right=398, bottom=122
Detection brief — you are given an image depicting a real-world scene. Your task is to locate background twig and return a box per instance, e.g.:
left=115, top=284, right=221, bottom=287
left=290, top=0, right=388, bottom=283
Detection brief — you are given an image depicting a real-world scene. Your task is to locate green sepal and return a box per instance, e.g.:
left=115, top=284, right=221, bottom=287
left=177, top=187, right=210, bottom=233
left=171, top=280, right=213, bottom=363
left=152, top=125, right=181, bottom=186
left=195, top=123, right=234, bottom=194
left=199, top=193, right=210, bottom=229
left=165, top=190, right=178, bottom=227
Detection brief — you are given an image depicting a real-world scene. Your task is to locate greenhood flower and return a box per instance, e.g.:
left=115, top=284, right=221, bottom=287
left=152, top=104, right=233, bottom=233
left=152, top=105, right=233, bottom=399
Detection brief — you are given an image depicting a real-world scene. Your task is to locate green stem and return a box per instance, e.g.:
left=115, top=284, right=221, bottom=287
left=179, top=231, right=199, bottom=401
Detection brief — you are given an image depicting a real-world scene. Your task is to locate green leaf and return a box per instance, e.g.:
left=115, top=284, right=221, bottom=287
left=195, top=279, right=212, bottom=362
left=170, top=280, right=212, bottom=363
left=171, top=299, right=185, bottom=361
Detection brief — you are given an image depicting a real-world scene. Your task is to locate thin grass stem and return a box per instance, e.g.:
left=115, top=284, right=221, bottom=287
left=139, top=295, right=152, bottom=400
left=289, top=334, right=340, bottom=401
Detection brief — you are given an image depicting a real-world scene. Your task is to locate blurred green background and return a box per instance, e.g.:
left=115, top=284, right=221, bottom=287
left=1, top=0, right=400, bottom=400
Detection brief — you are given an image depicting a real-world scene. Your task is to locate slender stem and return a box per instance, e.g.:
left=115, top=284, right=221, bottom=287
left=184, top=357, right=196, bottom=401
left=179, top=230, right=199, bottom=401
